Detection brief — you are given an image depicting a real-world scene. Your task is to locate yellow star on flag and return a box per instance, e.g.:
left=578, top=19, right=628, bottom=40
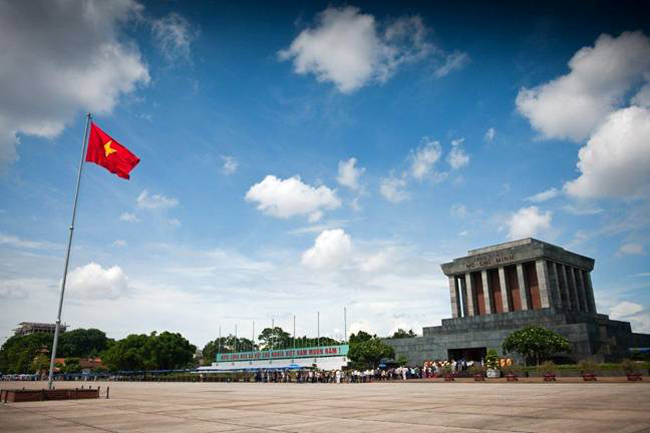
left=104, top=140, right=117, bottom=157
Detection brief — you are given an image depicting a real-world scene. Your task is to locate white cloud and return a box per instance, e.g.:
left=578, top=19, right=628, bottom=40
left=112, top=240, right=127, bottom=247
left=0, top=285, right=29, bottom=300
left=516, top=31, right=650, bottom=142
left=609, top=301, right=650, bottom=333
left=137, top=190, right=179, bottom=209
left=617, top=243, right=643, bottom=256
left=409, top=138, right=442, bottom=180
left=0, top=0, right=150, bottom=168
left=525, top=187, right=559, bottom=203
left=484, top=127, right=495, bottom=143
left=167, top=218, right=181, bottom=227
left=301, top=229, right=352, bottom=271
left=278, top=7, right=438, bottom=93
left=67, top=262, right=130, bottom=300
left=337, top=157, right=365, bottom=190
left=447, top=139, right=469, bottom=170
left=348, top=321, right=373, bottom=336
left=245, top=175, right=341, bottom=220
left=564, top=106, right=650, bottom=199
left=0, top=233, right=56, bottom=250
left=434, top=51, right=470, bottom=78
left=221, top=155, right=238, bottom=175
left=119, top=212, right=139, bottom=222
left=561, top=203, right=603, bottom=215
left=152, top=12, right=194, bottom=63
left=359, top=248, right=395, bottom=273
left=507, top=206, right=552, bottom=240
left=380, top=175, right=408, bottom=203
left=450, top=204, right=468, bottom=219
left=0, top=231, right=450, bottom=346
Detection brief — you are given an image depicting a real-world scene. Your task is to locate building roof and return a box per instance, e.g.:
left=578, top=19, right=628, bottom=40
left=441, top=238, right=594, bottom=276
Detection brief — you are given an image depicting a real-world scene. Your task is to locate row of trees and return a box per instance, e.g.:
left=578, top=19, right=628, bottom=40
left=201, top=326, right=346, bottom=362
left=0, top=325, right=416, bottom=374
left=0, top=328, right=112, bottom=374
left=0, top=329, right=196, bottom=374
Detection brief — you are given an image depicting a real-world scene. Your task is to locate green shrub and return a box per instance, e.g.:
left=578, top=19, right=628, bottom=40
left=469, top=364, right=485, bottom=375
left=539, top=361, right=557, bottom=375
left=485, top=349, right=499, bottom=369
left=620, top=358, right=640, bottom=374
left=577, top=358, right=599, bottom=374
left=440, top=365, right=453, bottom=376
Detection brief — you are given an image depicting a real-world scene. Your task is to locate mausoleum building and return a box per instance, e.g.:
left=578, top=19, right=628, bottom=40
left=385, top=238, right=650, bottom=364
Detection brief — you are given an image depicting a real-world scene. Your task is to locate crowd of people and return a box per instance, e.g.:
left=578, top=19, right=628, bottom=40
left=3, top=359, right=485, bottom=383
left=253, top=365, right=458, bottom=383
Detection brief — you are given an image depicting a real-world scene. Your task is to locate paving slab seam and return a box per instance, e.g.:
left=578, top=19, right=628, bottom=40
left=26, top=399, right=326, bottom=432
left=0, top=403, right=120, bottom=433
left=379, top=407, right=650, bottom=419
left=262, top=417, right=529, bottom=433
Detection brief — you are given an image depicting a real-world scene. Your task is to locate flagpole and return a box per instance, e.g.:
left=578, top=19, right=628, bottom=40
left=47, top=113, right=92, bottom=390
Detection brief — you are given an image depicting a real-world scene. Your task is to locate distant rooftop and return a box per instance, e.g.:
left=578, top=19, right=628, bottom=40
left=13, top=322, right=67, bottom=336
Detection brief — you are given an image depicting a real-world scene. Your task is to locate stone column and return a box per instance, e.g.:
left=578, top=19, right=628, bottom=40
left=582, top=271, right=597, bottom=313
left=459, top=276, right=468, bottom=317
left=535, top=260, right=551, bottom=308
left=498, top=267, right=510, bottom=313
left=464, top=273, right=476, bottom=317
left=547, top=262, right=562, bottom=309
left=448, top=276, right=461, bottom=318
left=574, top=268, right=588, bottom=312
left=481, top=270, right=492, bottom=314
left=556, top=263, right=567, bottom=310
left=516, top=264, right=529, bottom=311
left=566, top=266, right=580, bottom=311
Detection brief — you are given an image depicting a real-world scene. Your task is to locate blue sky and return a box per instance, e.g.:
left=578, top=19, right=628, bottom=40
left=1, top=0, right=649, bottom=348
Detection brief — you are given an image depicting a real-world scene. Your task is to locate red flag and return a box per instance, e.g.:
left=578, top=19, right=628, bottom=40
left=85, top=123, right=140, bottom=179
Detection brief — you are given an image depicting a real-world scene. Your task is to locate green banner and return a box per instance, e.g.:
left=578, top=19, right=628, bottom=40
left=216, top=345, right=349, bottom=362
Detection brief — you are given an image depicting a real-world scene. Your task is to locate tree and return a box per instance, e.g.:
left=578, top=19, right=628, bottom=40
left=102, top=334, right=151, bottom=371
left=102, top=331, right=196, bottom=371
left=0, top=333, right=53, bottom=373
left=348, top=337, right=395, bottom=369
left=203, top=336, right=259, bottom=363
left=58, top=328, right=111, bottom=358
left=148, top=331, right=196, bottom=370
left=349, top=331, right=373, bottom=345
left=502, top=326, right=571, bottom=365
left=257, top=327, right=291, bottom=350
left=292, top=336, right=342, bottom=348
left=389, top=329, right=417, bottom=339
left=31, top=353, right=50, bottom=374
left=62, top=357, right=82, bottom=374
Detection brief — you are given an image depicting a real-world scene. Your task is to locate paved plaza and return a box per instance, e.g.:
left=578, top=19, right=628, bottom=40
left=1, top=380, right=650, bottom=432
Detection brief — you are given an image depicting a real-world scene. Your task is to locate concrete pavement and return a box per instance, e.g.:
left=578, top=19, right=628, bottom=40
left=1, top=380, right=649, bottom=432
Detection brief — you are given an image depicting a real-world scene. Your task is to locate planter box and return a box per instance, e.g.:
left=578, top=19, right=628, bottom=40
left=506, top=374, right=518, bottom=382
left=626, top=373, right=643, bottom=382
left=473, top=374, right=485, bottom=381
left=1, top=388, right=99, bottom=403
left=582, top=373, right=597, bottom=382
left=543, top=373, right=556, bottom=382
left=444, top=374, right=455, bottom=382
